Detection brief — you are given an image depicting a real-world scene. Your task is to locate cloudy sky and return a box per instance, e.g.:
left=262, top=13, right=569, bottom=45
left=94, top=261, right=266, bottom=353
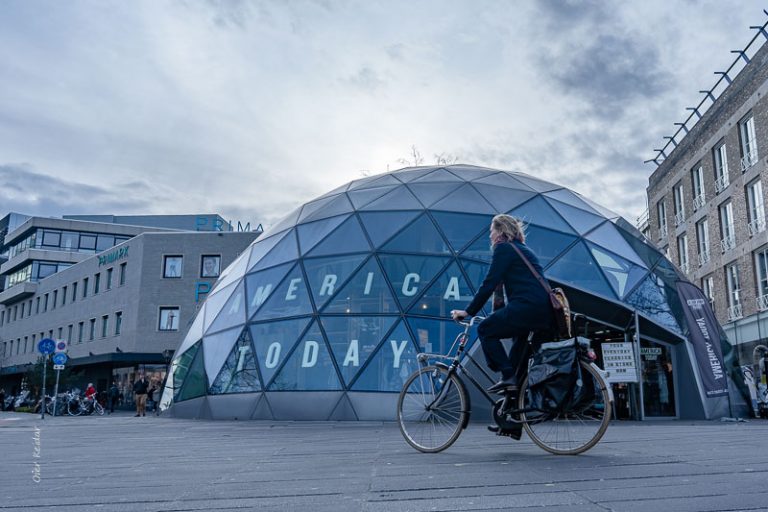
left=0, top=1, right=765, bottom=229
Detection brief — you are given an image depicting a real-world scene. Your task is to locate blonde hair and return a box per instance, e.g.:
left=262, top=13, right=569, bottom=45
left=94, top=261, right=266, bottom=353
left=492, top=214, right=526, bottom=243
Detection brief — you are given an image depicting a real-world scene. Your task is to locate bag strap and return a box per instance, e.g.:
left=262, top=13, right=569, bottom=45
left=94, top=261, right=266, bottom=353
left=506, top=241, right=554, bottom=295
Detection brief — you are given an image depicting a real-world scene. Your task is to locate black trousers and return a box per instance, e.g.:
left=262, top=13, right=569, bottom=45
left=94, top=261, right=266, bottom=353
left=477, top=306, right=550, bottom=380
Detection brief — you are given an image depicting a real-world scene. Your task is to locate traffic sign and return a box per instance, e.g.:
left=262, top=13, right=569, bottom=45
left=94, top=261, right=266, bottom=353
left=38, top=338, right=56, bottom=355
left=52, top=353, right=68, bottom=365
left=55, top=340, right=68, bottom=353
left=53, top=364, right=65, bottom=370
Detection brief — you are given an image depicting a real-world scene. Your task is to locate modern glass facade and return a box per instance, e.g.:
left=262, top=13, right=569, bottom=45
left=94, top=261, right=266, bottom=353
left=163, top=165, right=706, bottom=420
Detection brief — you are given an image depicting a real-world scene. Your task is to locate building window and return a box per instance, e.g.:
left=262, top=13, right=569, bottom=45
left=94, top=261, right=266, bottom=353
left=746, top=179, right=765, bottom=236
left=691, top=165, right=705, bottom=210
left=115, top=311, right=122, bottom=335
left=101, top=315, right=109, bottom=338
left=740, top=115, right=758, bottom=171
left=62, top=286, right=67, bottom=306
left=159, top=307, right=180, bottom=331
left=57, top=327, right=63, bottom=340
left=89, top=319, right=96, bottom=341
left=713, top=143, right=729, bottom=193
left=106, top=268, right=113, bottom=290
left=79, top=234, right=96, bottom=252
left=756, top=248, right=768, bottom=311
left=72, top=282, right=77, bottom=302
left=119, top=263, right=127, bottom=286
left=67, top=324, right=73, bottom=342
left=201, top=255, right=221, bottom=278
left=163, top=256, right=183, bottom=278
left=44, top=294, right=49, bottom=312
left=83, top=277, right=89, bottom=298
left=677, top=234, right=689, bottom=274
left=696, top=219, right=710, bottom=266
left=78, top=322, right=84, bottom=343
left=719, top=201, right=735, bottom=253
left=41, top=230, right=61, bottom=247
left=726, top=264, right=742, bottom=321
left=656, top=200, right=667, bottom=239
left=673, top=183, right=685, bottom=226
left=94, top=273, right=101, bottom=294
left=52, top=290, right=57, bottom=310
left=35, top=297, right=40, bottom=314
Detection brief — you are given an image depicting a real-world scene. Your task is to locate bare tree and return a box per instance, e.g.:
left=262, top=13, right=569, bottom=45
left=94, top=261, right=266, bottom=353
left=398, top=145, right=424, bottom=167
left=434, top=152, right=459, bottom=165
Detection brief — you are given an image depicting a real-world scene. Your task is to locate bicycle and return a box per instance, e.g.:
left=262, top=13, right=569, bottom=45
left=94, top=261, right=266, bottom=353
left=397, top=315, right=613, bottom=455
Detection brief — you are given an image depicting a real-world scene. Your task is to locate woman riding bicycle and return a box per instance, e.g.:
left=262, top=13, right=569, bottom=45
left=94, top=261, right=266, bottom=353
left=451, top=214, right=555, bottom=393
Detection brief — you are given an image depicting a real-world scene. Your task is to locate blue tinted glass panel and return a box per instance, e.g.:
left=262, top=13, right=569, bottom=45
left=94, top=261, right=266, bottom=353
left=296, top=215, right=348, bottom=255
left=545, top=198, right=606, bottom=235
left=406, top=182, right=463, bottom=208
left=624, top=275, right=682, bottom=335
left=525, top=225, right=578, bottom=269
left=208, top=282, right=247, bottom=335
left=321, top=316, right=398, bottom=386
left=542, top=189, right=601, bottom=215
left=178, top=343, right=207, bottom=402
left=254, top=264, right=314, bottom=320
left=460, top=259, right=489, bottom=292
left=307, top=215, right=371, bottom=257
left=257, top=229, right=299, bottom=269
left=616, top=227, right=663, bottom=270
left=579, top=195, right=620, bottom=220
left=442, top=165, right=497, bottom=181
left=546, top=241, right=616, bottom=299
left=509, top=196, right=575, bottom=234
left=351, top=321, right=419, bottom=391
left=396, top=167, right=441, bottom=182
left=323, top=257, right=399, bottom=314
left=431, top=183, right=497, bottom=214
left=264, top=206, right=302, bottom=238
left=203, top=327, right=244, bottom=387
left=250, top=317, right=311, bottom=387
left=173, top=342, right=200, bottom=401
left=347, top=185, right=398, bottom=209
left=407, top=317, right=474, bottom=355
left=204, top=281, right=238, bottom=332
left=247, top=230, right=291, bottom=271
left=511, top=175, right=561, bottom=192
left=431, top=212, right=493, bottom=253
left=347, top=173, right=402, bottom=190
left=210, top=329, right=262, bottom=394
left=585, top=222, right=647, bottom=268
left=587, top=243, right=648, bottom=299
left=360, top=186, right=423, bottom=210
left=471, top=183, right=537, bottom=214
left=613, top=218, right=646, bottom=241
left=382, top=214, right=451, bottom=255
left=303, top=254, right=367, bottom=310
left=410, top=168, right=464, bottom=183
left=473, top=172, right=535, bottom=190
left=269, top=322, right=342, bottom=391
left=245, top=262, right=293, bottom=319
left=359, top=211, right=420, bottom=248
left=298, top=193, right=354, bottom=223
left=379, top=254, right=450, bottom=310
left=408, top=262, right=474, bottom=318
left=460, top=234, right=493, bottom=262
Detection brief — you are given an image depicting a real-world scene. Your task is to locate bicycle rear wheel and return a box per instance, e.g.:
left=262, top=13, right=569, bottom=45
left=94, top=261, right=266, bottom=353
left=520, top=360, right=611, bottom=455
left=397, top=365, right=468, bottom=453
left=94, top=402, right=105, bottom=416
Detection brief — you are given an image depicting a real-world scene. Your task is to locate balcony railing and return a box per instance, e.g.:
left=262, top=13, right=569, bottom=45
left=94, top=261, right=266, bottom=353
left=658, top=225, right=668, bottom=240
left=679, top=261, right=690, bottom=274
left=720, top=235, right=736, bottom=253
left=727, top=303, right=743, bottom=321
left=757, top=294, right=768, bottom=311
left=698, top=250, right=710, bottom=266
left=748, top=217, right=766, bottom=237
left=740, top=149, right=759, bottom=172
left=693, top=193, right=706, bottom=211
left=674, top=211, right=685, bottom=226
left=714, top=174, right=729, bottom=194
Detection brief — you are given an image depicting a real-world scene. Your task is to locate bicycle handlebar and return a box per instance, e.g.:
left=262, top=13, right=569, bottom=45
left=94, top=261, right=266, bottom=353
left=456, top=315, right=485, bottom=328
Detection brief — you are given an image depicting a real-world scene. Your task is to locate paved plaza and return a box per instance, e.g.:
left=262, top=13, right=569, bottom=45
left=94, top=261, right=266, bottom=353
left=1, top=411, right=768, bottom=512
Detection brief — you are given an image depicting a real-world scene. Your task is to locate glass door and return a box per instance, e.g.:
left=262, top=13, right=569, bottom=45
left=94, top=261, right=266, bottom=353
left=640, top=340, right=677, bottom=417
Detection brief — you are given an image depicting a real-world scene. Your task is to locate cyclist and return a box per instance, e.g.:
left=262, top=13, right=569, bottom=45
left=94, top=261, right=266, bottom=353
left=451, top=214, right=555, bottom=394
left=85, top=383, right=97, bottom=400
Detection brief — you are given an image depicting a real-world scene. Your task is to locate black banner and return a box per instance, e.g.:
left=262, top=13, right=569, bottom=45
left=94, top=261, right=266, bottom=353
left=676, top=281, right=729, bottom=397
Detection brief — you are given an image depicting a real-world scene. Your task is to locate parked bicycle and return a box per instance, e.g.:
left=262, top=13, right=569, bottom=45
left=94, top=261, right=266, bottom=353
left=397, top=315, right=613, bottom=455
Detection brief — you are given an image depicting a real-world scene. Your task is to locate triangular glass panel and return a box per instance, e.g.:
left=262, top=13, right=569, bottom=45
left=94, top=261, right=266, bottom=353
left=328, top=394, right=358, bottom=420
left=613, top=217, right=647, bottom=242
left=204, top=281, right=238, bottom=332
left=264, top=205, right=302, bottom=237
left=323, top=257, right=399, bottom=314
left=175, top=306, right=205, bottom=357
left=546, top=241, right=617, bottom=299
left=202, top=327, right=241, bottom=386
left=624, top=274, right=682, bottom=335
left=395, top=167, right=441, bottom=183
left=430, top=183, right=497, bottom=215
left=268, top=321, right=342, bottom=391
left=250, top=317, right=312, bottom=388
left=321, top=316, right=398, bottom=387
left=314, top=181, right=350, bottom=199
left=431, top=212, right=493, bottom=253
left=207, top=282, right=247, bottom=335
left=350, top=321, right=419, bottom=391
left=209, top=248, right=250, bottom=294
left=408, top=262, right=474, bottom=318
left=306, top=215, right=371, bottom=257
left=542, top=189, right=602, bottom=216
left=303, top=254, right=367, bottom=310
left=296, top=214, right=349, bottom=255
left=298, top=193, right=354, bottom=224
left=210, top=328, right=262, bottom=394
left=473, top=172, right=536, bottom=190
left=407, top=317, right=474, bottom=355
left=347, top=173, right=402, bottom=191
left=509, top=196, right=575, bottom=235
left=381, top=213, right=451, bottom=255
left=525, top=225, right=579, bottom=269
left=587, top=242, right=649, bottom=299
left=471, top=183, right=537, bottom=213
left=579, top=195, right=621, bottom=220
left=460, top=233, right=493, bottom=262
left=172, top=341, right=201, bottom=402
left=252, top=263, right=314, bottom=321
left=359, top=211, right=420, bottom=248
left=460, top=258, right=490, bottom=293
left=442, top=165, right=498, bottom=181
left=245, top=262, right=293, bottom=319
left=247, top=229, right=292, bottom=272
left=545, top=198, right=607, bottom=235
left=585, top=222, right=647, bottom=268
left=510, top=174, right=561, bottom=193
left=616, top=227, right=663, bottom=270
left=410, top=168, right=464, bottom=183
left=378, top=254, right=450, bottom=310
left=257, top=229, right=299, bottom=269
left=250, top=395, right=274, bottom=420
left=347, top=185, right=399, bottom=209
left=177, top=342, right=207, bottom=402
left=406, top=182, right=463, bottom=208
left=359, top=185, right=423, bottom=211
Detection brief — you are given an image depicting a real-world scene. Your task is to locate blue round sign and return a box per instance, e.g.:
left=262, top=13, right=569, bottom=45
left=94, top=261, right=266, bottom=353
left=52, top=353, right=68, bottom=365
left=38, top=338, right=56, bottom=355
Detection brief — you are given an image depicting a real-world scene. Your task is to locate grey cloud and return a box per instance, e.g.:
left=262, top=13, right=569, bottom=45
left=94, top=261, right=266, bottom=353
left=342, top=67, right=386, bottom=92
left=534, top=0, right=612, bottom=29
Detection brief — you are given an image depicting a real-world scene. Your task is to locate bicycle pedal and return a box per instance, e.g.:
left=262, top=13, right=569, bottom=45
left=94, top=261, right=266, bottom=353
left=496, top=428, right=523, bottom=440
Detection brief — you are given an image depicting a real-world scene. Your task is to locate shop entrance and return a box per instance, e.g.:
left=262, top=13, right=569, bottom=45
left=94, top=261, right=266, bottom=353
left=640, top=340, right=677, bottom=417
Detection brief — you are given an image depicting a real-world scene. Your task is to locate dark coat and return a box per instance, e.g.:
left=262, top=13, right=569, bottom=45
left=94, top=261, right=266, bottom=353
left=133, top=378, right=149, bottom=395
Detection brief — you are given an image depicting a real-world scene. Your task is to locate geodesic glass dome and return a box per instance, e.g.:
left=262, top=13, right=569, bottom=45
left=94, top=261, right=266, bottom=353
left=163, top=164, right=689, bottom=420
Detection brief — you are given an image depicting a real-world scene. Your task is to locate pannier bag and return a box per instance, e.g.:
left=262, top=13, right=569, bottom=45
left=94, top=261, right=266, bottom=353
left=526, top=337, right=597, bottom=413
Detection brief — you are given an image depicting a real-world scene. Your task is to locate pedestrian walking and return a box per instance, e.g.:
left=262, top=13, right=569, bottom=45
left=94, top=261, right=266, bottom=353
left=108, top=381, right=120, bottom=414
left=133, top=374, right=149, bottom=417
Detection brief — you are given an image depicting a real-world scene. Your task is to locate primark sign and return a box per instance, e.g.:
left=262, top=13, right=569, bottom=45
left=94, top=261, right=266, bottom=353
left=98, top=245, right=129, bottom=267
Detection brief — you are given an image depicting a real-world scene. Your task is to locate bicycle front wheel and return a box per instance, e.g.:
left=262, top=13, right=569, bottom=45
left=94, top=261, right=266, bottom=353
left=397, top=365, right=468, bottom=453
left=94, top=402, right=105, bottom=416
left=520, top=360, right=612, bottom=455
